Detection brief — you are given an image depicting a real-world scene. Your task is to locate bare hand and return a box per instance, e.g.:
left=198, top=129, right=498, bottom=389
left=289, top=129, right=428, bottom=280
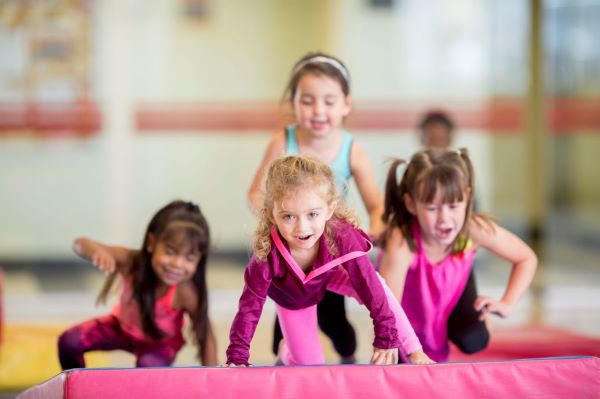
left=91, top=249, right=117, bottom=275
left=370, top=347, right=398, bottom=365
left=368, top=225, right=385, bottom=247
left=225, top=363, right=249, bottom=367
left=474, top=296, right=513, bottom=320
left=408, top=349, right=435, bottom=365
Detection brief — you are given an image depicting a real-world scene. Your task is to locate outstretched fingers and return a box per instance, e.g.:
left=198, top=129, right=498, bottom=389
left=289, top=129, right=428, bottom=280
left=91, top=252, right=116, bottom=275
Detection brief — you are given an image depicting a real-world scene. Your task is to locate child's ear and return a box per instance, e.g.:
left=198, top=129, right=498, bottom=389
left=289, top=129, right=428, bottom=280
left=264, top=207, right=276, bottom=224
left=326, top=201, right=337, bottom=220
left=146, top=234, right=156, bottom=253
left=342, top=95, right=353, bottom=117
left=403, top=194, right=416, bottom=215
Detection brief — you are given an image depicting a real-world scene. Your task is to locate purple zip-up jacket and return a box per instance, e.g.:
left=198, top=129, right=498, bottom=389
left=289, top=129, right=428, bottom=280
left=226, top=219, right=403, bottom=365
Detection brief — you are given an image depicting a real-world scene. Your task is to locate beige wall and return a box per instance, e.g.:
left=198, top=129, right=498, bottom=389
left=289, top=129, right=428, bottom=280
left=0, top=0, right=598, bottom=259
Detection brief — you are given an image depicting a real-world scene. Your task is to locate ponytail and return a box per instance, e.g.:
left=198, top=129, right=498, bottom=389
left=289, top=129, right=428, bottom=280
left=382, top=158, right=407, bottom=227
left=458, top=148, right=474, bottom=193
left=381, top=158, right=415, bottom=249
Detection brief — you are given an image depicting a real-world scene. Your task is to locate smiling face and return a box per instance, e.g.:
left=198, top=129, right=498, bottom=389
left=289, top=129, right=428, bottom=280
left=271, top=183, right=335, bottom=254
left=148, top=223, right=202, bottom=286
left=405, top=184, right=469, bottom=248
left=292, top=73, right=351, bottom=138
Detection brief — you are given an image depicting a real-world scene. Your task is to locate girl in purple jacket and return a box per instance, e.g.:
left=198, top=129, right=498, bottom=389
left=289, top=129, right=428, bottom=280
left=226, top=155, right=433, bottom=366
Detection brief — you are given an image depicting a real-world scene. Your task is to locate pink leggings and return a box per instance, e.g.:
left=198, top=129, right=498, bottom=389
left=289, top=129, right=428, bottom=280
left=276, top=304, right=324, bottom=365
left=276, top=272, right=418, bottom=365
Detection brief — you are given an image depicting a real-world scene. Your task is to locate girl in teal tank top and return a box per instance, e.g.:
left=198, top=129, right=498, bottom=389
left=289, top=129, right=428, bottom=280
left=284, top=125, right=353, bottom=198
left=247, top=52, right=386, bottom=364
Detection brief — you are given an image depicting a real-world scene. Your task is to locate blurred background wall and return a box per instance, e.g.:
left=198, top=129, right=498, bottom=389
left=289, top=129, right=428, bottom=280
left=0, top=0, right=598, bottom=264
left=1, top=0, right=599, bottom=392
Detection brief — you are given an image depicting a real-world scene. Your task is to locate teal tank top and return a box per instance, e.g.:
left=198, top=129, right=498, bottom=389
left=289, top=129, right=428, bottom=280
left=284, top=125, right=353, bottom=198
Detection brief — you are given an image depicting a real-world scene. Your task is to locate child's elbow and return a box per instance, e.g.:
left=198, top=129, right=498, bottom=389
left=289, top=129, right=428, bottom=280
left=526, top=247, right=538, bottom=270
left=72, top=237, right=86, bottom=257
left=248, top=195, right=265, bottom=217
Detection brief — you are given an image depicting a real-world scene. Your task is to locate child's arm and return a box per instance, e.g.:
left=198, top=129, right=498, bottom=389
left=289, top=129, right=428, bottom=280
left=201, top=322, right=218, bottom=366
left=226, top=256, right=272, bottom=366
left=247, top=131, right=286, bottom=214
left=379, top=227, right=412, bottom=301
left=349, top=143, right=385, bottom=240
left=176, top=282, right=218, bottom=366
left=470, top=219, right=538, bottom=319
left=72, top=237, right=131, bottom=275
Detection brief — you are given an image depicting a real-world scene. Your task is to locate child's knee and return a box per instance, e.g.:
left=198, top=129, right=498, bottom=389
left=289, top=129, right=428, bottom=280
left=58, top=329, right=83, bottom=352
left=454, top=324, right=490, bottom=354
left=279, top=340, right=324, bottom=365
left=136, top=352, right=174, bottom=367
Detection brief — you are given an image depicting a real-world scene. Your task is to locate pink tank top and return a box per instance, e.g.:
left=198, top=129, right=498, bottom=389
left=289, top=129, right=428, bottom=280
left=113, top=278, right=185, bottom=345
left=401, top=223, right=476, bottom=362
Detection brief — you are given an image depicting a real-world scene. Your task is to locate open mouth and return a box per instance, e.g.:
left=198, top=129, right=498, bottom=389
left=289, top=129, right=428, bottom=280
left=310, top=120, right=327, bottom=129
left=297, top=234, right=312, bottom=241
left=437, top=227, right=453, bottom=237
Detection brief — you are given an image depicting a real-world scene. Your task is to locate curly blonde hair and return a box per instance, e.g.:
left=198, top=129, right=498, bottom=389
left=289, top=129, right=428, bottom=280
left=253, top=155, right=357, bottom=259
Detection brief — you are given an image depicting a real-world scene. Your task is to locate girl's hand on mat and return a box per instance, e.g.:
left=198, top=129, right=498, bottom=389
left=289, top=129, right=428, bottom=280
left=225, top=363, right=249, bottom=367
left=370, top=347, right=398, bottom=365
left=408, top=349, right=435, bottom=365
left=91, top=249, right=117, bottom=275
left=474, top=296, right=513, bottom=320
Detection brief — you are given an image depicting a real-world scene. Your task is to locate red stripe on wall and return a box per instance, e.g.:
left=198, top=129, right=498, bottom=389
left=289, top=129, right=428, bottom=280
left=346, top=98, right=524, bottom=131
left=550, top=97, right=600, bottom=133
left=134, top=100, right=526, bottom=133
left=1, top=97, right=598, bottom=137
left=0, top=102, right=101, bottom=138
left=135, top=102, right=288, bottom=132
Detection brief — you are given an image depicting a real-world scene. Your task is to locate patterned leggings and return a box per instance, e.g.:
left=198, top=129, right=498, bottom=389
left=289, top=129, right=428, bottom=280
left=57, top=315, right=182, bottom=370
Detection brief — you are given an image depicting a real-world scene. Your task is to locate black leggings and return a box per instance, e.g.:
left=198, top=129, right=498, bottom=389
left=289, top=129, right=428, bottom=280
left=272, top=290, right=357, bottom=358
left=447, top=270, right=490, bottom=354
left=399, top=270, right=489, bottom=363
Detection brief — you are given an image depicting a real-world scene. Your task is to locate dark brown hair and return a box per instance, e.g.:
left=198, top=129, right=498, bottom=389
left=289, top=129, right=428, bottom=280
left=418, top=110, right=455, bottom=132
left=97, top=200, right=211, bottom=359
left=282, top=51, right=350, bottom=103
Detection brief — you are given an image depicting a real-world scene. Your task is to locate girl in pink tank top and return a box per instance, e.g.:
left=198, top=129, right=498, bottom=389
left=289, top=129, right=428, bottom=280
left=58, top=200, right=217, bottom=369
left=379, top=148, right=537, bottom=362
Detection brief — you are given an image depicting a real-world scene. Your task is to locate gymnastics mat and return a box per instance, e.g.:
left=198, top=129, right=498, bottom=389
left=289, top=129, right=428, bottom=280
left=450, top=325, right=600, bottom=361
left=17, top=356, right=600, bottom=399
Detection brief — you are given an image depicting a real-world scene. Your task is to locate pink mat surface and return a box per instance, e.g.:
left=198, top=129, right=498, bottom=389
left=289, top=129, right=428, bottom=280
left=451, top=325, right=600, bottom=361
left=18, top=356, right=600, bottom=399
